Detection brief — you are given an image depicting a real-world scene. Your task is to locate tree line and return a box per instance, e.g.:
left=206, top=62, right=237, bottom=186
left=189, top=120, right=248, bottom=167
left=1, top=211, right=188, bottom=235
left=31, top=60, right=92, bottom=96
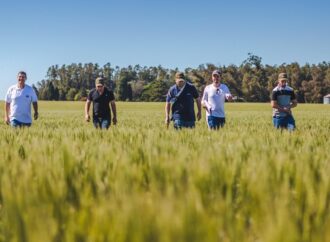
left=35, top=54, right=330, bottom=103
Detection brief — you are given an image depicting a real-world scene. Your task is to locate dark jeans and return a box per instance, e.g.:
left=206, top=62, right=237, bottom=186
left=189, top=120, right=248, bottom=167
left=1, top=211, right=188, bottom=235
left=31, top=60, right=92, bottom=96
left=273, top=115, right=295, bottom=131
left=10, top=119, right=31, bottom=128
left=207, top=116, right=225, bottom=130
left=173, top=120, right=195, bottom=129
left=93, top=117, right=110, bottom=129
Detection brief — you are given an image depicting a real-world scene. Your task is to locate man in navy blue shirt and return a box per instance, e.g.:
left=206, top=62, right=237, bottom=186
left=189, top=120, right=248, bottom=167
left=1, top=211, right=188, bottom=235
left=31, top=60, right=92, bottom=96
left=165, top=72, right=201, bottom=129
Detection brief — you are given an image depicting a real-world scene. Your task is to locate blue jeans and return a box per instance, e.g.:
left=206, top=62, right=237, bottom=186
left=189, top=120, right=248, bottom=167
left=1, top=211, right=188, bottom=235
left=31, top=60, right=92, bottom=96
left=10, top=119, right=31, bottom=128
left=93, top=117, right=110, bottom=129
left=207, top=116, right=225, bottom=129
left=173, top=120, right=195, bottom=129
left=273, top=115, right=295, bottom=130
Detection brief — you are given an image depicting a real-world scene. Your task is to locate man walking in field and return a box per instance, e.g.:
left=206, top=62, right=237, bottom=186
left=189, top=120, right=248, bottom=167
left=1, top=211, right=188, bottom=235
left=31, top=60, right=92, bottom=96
left=201, top=70, right=233, bottom=129
left=4, top=71, right=38, bottom=127
left=165, top=72, right=201, bottom=129
left=85, top=77, right=117, bottom=129
left=271, top=73, right=298, bottom=131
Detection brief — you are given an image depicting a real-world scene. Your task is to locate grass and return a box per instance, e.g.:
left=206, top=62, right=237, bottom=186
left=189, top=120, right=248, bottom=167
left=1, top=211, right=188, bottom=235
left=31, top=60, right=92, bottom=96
left=0, top=101, right=329, bottom=242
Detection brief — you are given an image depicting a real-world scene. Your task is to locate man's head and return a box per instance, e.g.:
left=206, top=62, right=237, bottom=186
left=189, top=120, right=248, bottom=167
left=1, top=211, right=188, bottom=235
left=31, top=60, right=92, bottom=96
left=17, top=71, right=27, bottom=84
left=278, top=73, right=288, bottom=88
left=212, top=70, right=222, bottom=87
left=175, top=72, right=186, bottom=88
left=95, top=77, right=105, bottom=91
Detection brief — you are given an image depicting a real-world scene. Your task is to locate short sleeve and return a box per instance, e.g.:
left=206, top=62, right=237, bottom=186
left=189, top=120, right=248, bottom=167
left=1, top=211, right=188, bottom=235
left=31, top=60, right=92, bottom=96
left=224, top=85, right=231, bottom=95
left=166, top=89, right=172, bottom=102
left=201, top=86, right=210, bottom=108
left=192, top=86, right=199, bottom=99
left=291, top=90, right=296, bottom=100
left=5, top=88, right=12, bottom=103
left=202, top=87, right=208, bottom=102
left=87, top=90, right=93, bottom=101
left=271, top=91, right=277, bottom=101
left=31, top=88, right=38, bottom=102
left=109, top=90, right=115, bottom=101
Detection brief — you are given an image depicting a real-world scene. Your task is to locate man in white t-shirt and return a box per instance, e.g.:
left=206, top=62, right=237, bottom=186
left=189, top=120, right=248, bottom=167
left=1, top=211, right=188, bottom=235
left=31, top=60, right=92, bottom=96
left=201, top=70, right=232, bottom=129
left=4, top=71, right=39, bottom=127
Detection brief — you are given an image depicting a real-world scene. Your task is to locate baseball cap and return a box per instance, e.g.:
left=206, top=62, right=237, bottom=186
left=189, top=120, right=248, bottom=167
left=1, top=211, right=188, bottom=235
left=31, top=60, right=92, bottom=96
left=278, top=73, right=288, bottom=81
left=175, top=72, right=185, bottom=79
left=95, top=77, right=105, bottom=86
left=212, top=70, right=222, bottom=76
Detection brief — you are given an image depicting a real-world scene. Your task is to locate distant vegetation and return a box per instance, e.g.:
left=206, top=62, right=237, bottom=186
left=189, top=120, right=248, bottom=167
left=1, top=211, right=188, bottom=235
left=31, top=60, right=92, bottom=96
left=35, top=54, right=330, bottom=103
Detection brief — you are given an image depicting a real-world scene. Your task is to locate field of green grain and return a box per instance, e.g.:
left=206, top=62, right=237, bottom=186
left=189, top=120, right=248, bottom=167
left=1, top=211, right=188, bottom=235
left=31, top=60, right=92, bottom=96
left=0, top=101, right=329, bottom=242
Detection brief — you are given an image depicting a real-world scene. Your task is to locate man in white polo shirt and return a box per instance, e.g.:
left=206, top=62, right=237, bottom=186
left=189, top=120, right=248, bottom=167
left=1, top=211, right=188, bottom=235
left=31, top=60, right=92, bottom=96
left=201, top=70, right=232, bottom=129
left=4, top=71, right=38, bottom=127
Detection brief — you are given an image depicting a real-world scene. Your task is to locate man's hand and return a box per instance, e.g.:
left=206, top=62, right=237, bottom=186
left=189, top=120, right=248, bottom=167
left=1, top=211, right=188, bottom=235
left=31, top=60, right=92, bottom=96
left=282, top=107, right=292, bottom=114
left=112, top=116, right=117, bottom=125
left=279, top=106, right=291, bottom=114
left=34, top=112, right=39, bottom=120
left=203, top=106, right=212, bottom=115
left=197, top=111, right=202, bottom=121
left=165, top=116, right=170, bottom=128
left=85, top=114, right=90, bottom=122
left=205, top=107, right=212, bottom=115
left=226, top=94, right=233, bottom=102
left=4, top=116, right=10, bottom=125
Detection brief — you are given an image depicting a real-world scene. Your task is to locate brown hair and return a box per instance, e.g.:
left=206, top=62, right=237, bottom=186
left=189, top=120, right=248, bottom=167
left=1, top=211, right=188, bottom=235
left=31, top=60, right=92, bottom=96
left=17, top=71, right=27, bottom=78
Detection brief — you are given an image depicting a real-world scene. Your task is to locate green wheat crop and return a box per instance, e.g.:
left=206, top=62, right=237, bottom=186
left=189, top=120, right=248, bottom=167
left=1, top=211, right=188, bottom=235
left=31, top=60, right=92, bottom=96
left=0, top=101, right=329, bottom=242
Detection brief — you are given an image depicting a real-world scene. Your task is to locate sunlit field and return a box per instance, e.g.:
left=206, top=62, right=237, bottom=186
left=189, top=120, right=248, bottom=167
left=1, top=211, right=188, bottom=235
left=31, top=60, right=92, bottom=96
left=0, top=101, right=329, bottom=242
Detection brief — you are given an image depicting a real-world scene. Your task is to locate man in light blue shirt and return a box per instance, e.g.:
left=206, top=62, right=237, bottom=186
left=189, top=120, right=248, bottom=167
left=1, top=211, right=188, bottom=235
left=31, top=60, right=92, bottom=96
left=202, top=70, right=232, bottom=129
left=4, top=71, right=38, bottom=127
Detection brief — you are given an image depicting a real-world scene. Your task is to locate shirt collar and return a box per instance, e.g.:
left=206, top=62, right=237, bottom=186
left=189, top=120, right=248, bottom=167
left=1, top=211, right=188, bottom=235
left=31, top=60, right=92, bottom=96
left=176, top=83, right=186, bottom=91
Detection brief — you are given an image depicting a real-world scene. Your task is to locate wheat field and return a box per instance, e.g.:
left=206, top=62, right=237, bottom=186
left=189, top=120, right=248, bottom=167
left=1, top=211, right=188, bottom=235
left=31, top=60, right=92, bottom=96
left=0, top=101, right=329, bottom=242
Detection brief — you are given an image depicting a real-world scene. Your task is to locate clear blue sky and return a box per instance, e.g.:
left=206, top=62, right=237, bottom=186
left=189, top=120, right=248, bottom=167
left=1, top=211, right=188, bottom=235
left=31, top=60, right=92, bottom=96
left=1, top=0, right=329, bottom=99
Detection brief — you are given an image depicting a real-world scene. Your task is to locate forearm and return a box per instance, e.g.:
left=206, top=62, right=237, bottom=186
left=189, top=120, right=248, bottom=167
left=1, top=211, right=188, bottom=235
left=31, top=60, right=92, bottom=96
left=273, top=104, right=286, bottom=112
left=271, top=101, right=281, bottom=110
left=271, top=101, right=293, bottom=113
left=165, top=103, right=171, bottom=118
left=290, top=100, right=297, bottom=108
left=5, top=103, right=10, bottom=118
left=196, top=98, right=202, bottom=113
left=85, top=101, right=91, bottom=115
left=201, top=99, right=211, bottom=110
left=33, top=102, right=38, bottom=114
left=201, top=92, right=210, bottom=109
left=111, top=102, right=117, bottom=117
left=5, top=103, right=9, bottom=116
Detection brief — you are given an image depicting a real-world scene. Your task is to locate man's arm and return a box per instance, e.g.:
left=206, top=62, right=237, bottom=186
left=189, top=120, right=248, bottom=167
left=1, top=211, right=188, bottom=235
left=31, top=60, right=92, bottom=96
left=271, top=100, right=281, bottom=109
left=201, top=89, right=211, bottom=114
left=33, top=102, right=38, bottom=120
left=195, top=97, right=201, bottom=121
left=271, top=100, right=292, bottom=114
left=290, top=99, right=298, bottom=108
left=110, top=101, right=117, bottom=125
left=4, top=102, right=10, bottom=124
left=224, top=85, right=233, bottom=101
left=85, top=100, right=91, bottom=121
left=165, top=102, right=171, bottom=127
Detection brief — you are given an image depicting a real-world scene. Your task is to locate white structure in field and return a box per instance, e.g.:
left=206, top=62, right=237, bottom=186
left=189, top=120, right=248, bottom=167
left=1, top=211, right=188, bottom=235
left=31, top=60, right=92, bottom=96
left=324, top=94, right=330, bottom=104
